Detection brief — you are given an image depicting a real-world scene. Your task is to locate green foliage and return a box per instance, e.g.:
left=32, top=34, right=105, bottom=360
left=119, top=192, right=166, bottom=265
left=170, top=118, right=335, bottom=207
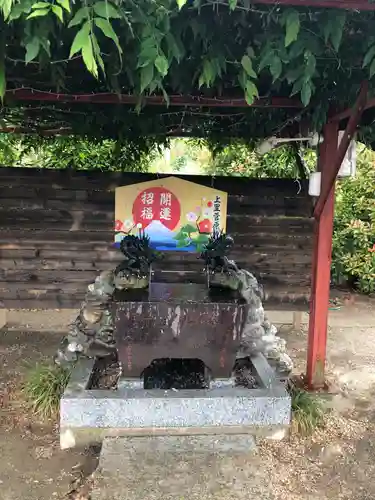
left=202, top=139, right=315, bottom=178
left=0, top=134, right=165, bottom=171
left=0, top=0, right=373, bottom=130
left=289, top=382, right=325, bottom=435
left=332, top=145, right=375, bottom=293
left=22, top=363, right=71, bottom=419
left=0, top=134, right=22, bottom=164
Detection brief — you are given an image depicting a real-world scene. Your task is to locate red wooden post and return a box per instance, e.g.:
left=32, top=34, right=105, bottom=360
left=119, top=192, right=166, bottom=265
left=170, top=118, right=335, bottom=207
left=306, top=121, right=339, bottom=389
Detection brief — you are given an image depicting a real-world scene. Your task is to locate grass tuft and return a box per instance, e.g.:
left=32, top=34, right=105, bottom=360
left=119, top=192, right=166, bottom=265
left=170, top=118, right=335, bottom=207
left=288, top=381, right=325, bottom=435
left=22, top=363, right=71, bottom=419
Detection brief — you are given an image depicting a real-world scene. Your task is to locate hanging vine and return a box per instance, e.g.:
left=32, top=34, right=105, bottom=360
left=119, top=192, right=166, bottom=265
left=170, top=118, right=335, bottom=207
left=0, top=0, right=374, bottom=138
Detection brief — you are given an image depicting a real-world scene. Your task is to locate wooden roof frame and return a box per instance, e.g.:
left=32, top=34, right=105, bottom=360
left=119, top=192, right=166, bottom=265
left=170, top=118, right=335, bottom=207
left=252, top=0, right=375, bottom=10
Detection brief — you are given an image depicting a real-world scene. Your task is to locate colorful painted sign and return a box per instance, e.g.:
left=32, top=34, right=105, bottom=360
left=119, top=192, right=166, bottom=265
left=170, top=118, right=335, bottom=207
left=115, top=176, right=228, bottom=252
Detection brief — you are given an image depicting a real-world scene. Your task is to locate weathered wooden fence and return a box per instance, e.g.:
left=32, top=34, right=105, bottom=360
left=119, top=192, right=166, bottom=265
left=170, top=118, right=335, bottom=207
left=0, top=168, right=314, bottom=309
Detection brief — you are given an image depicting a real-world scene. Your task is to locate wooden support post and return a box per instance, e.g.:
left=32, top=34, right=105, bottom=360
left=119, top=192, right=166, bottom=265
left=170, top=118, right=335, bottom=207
left=307, top=83, right=367, bottom=389
left=306, top=122, right=338, bottom=389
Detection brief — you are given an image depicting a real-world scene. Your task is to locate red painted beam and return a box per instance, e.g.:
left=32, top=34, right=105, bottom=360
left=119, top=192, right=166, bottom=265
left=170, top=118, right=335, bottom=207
left=306, top=122, right=338, bottom=389
left=330, top=95, right=375, bottom=123
left=0, top=126, right=71, bottom=135
left=6, top=89, right=303, bottom=109
left=314, top=81, right=368, bottom=219
left=253, top=0, right=375, bottom=10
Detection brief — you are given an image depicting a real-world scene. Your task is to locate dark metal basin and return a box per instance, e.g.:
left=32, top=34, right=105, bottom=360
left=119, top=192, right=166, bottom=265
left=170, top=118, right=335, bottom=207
left=113, top=282, right=248, bottom=378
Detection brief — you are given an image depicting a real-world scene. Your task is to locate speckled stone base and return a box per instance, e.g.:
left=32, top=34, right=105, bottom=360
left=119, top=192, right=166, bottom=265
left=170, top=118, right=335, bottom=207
left=60, top=354, right=291, bottom=450
left=91, top=436, right=272, bottom=500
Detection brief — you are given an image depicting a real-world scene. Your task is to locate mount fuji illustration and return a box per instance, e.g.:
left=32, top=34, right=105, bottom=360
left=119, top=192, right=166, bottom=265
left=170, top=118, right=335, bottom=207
left=144, top=220, right=178, bottom=249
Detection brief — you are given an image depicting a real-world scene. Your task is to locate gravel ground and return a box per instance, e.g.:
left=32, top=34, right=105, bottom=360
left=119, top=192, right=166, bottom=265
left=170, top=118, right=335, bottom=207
left=0, top=296, right=375, bottom=499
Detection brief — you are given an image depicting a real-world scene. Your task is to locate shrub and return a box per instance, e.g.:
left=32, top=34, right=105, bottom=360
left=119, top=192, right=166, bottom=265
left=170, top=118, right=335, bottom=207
left=332, top=145, right=375, bottom=293
left=22, top=363, right=71, bottom=419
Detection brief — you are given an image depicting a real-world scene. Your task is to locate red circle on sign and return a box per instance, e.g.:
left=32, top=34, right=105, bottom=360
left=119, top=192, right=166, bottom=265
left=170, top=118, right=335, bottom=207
left=132, top=187, right=181, bottom=230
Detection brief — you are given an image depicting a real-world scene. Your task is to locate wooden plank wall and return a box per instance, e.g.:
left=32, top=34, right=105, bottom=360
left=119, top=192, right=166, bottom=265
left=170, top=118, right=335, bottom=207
left=0, top=168, right=314, bottom=309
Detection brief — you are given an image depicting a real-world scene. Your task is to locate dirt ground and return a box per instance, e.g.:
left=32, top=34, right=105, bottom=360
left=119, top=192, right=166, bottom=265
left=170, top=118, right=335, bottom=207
left=1, top=296, right=375, bottom=499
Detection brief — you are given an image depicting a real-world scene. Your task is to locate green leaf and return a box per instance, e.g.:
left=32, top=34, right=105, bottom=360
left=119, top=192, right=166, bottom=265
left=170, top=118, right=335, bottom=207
left=155, top=53, right=169, bottom=77
left=330, top=12, right=346, bottom=51
left=246, top=46, right=255, bottom=58
left=237, top=69, right=247, bottom=90
left=166, top=33, right=184, bottom=63
left=245, top=80, right=259, bottom=105
left=201, top=59, right=215, bottom=87
left=93, top=1, right=121, bottom=19
left=160, top=84, right=170, bottom=106
left=26, top=7, right=49, bottom=18
left=0, top=57, right=5, bottom=100
left=291, top=76, right=303, bottom=96
left=323, top=20, right=332, bottom=44
left=1, top=0, right=13, bottom=19
left=285, top=10, right=300, bottom=47
left=369, top=59, right=375, bottom=79
left=138, top=37, right=158, bottom=67
left=82, top=37, right=98, bottom=78
left=25, top=36, right=41, bottom=63
left=9, top=0, right=33, bottom=21
left=31, top=2, right=50, bottom=8
left=270, top=55, right=282, bottom=81
left=211, top=57, right=224, bottom=78
left=285, top=67, right=302, bottom=84
left=301, top=80, right=312, bottom=106
left=39, top=37, right=50, bottom=56
left=69, top=22, right=91, bottom=58
left=140, top=63, right=154, bottom=93
left=258, top=49, right=274, bottom=72
left=52, top=4, right=63, bottom=22
left=68, top=6, right=89, bottom=27
left=91, top=32, right=105, bottom=74
left=138, top=51, right=157, bottom=68
left=241, top=55, right=256, bottom=78
left=363, top=45, right=375, bottom=68
left=304, top=51, right=316, bottom=78
left=94, top=17, right=122, bottom=59
left=288, top=40, right=304, bottom=60
left=56, top=0, right=70, bottom=12
left=176, top=0, right=187, bottom=9
left=228, top=0, right=237, bottom=10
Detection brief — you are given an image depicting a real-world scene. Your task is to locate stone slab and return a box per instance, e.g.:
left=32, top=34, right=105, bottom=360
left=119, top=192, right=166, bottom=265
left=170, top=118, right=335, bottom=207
left=91, top=435, right=275, bottom=500
left=60, top=354, right=290, bottom=449
left=99, top=435, right=257, bottom=470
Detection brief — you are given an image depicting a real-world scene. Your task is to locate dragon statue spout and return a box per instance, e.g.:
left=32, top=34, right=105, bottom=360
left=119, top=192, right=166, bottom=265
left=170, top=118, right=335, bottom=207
left=55, top=234, right=158, bottom=366
left=201, top=231, right=293, bottom=376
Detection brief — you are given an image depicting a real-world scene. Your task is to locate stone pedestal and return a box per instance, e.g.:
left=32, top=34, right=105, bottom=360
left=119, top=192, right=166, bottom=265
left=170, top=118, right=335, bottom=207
left=60, top=354, right=290, bottom=450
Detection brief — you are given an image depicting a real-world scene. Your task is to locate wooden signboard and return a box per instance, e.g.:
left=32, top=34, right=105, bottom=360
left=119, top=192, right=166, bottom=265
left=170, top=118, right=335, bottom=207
left=115, top=176, right=228, bottom=252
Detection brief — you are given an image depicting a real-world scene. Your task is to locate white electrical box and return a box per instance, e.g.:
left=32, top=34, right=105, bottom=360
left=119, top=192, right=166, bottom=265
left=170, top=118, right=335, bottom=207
left=337, top=130, right=357, bottom=178
left=308, top=172, right=321, bottom=197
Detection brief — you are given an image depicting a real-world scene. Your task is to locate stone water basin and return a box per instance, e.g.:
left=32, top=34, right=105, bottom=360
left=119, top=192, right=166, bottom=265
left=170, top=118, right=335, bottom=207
left=113, top=282, right=249, bottom=379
